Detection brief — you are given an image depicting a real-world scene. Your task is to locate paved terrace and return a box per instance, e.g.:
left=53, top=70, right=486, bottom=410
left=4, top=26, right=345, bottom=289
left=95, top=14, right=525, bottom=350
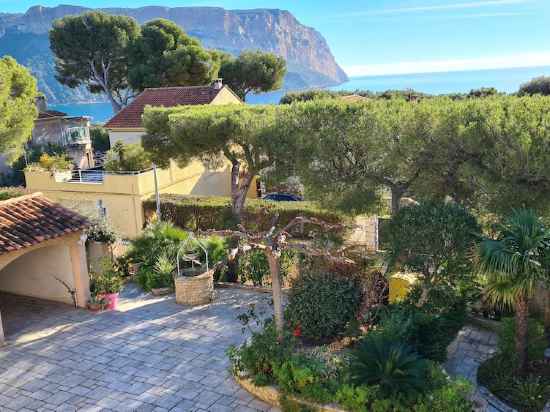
left=0, top=287, right=276, bottom=412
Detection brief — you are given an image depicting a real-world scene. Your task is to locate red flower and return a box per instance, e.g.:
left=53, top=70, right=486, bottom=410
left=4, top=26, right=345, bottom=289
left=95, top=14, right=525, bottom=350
left=293, top=324, right=302, bottom=337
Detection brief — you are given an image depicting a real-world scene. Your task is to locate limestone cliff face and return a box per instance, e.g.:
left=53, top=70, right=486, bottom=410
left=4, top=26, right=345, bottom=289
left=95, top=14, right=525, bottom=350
left=0, top=5, right=348, bottom=103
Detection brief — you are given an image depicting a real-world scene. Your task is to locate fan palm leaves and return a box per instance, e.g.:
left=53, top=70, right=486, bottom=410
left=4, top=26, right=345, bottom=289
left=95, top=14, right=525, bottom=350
left=476, top=209, right=550, bottom=373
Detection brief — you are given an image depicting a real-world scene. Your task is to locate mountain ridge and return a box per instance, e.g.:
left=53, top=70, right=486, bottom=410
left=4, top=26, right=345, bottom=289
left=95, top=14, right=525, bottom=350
left=0, top=4, right=348, bottom=104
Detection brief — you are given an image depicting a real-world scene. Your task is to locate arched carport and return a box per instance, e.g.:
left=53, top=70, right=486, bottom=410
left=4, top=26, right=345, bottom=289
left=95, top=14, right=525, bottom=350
left=0, top=193, right=90, bottom=344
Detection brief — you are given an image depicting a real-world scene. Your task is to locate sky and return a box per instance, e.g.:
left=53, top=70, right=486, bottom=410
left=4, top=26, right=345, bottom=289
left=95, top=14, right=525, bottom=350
left=1, top=0, right=549, bottom=76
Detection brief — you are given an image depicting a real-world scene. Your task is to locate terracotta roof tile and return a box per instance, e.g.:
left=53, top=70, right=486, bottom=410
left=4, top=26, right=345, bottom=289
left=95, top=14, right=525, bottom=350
left=105, top=85, right=226, bottom=129
left=0, top=193, right=89, bottom=256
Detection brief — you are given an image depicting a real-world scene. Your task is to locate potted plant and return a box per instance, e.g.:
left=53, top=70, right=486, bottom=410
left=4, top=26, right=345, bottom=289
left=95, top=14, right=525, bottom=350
left=92, top=259, right=123, bottom=310
left=86, top=294, right=106, bottom=312
left=86, top=219, right=117, bottom=272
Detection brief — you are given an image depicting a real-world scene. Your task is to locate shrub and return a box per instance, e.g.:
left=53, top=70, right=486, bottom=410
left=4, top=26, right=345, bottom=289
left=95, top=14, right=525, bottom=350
left=498, top=317, right=547, bottom=362
left=227, top=320, right=295, bottom=386
left=374, top=284, right=466, bottom=362
left=90, top=127, right=110, bottom=152
left=478, top=354, right=550, bottom=412
left=413, top=379, right=473, bottom=412
left=104, top=142, right=152, bottom=172
left=0, top=187, right=25, bottom=201
left=238, top=249, right=296, bottom=286
left=90, top=259, right=123, bottom=294
left=386, top=201, right=481, bottom=292
left=27, top=153, right=73, bottom=171
left=349, top=334, right=429, bottom=398
left=143, top=194, right=345, bottom=234
left=335, top=385, right=380, bottom=412
left=86, top=219, right=117, bottom=244
left=272, top=355, right=334, bottom=403
left=286, top=271, right=361, bottom=341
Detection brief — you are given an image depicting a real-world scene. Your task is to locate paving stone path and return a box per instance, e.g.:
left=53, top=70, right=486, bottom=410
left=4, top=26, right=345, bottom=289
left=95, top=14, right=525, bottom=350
left=0, top=287, right=278, bottom=412
left=445, top=325, right=518, bottom=412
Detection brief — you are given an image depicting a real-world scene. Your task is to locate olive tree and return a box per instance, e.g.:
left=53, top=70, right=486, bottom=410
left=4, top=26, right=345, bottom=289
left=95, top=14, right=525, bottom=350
left=386, top=201, right=481, bottom=306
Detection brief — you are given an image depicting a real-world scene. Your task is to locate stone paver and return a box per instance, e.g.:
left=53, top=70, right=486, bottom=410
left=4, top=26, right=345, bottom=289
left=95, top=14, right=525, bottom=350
left=0, top=286, right=276, bottom=412
left=445, top=325, right=516, bottom=412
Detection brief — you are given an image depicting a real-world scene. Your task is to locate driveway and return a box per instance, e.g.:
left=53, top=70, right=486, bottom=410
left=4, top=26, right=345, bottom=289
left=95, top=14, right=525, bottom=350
left=0, top=286, right=275, bottom=412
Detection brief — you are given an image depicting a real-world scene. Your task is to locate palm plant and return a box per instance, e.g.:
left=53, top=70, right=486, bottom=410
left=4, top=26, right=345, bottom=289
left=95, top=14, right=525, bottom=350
left=349, top=334, right=429, bottom=397
left=476, top=209, right=550, bottom=373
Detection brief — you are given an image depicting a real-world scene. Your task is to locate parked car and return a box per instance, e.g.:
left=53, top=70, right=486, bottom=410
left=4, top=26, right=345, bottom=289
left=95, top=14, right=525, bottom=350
left=262, top=192, right=303, bottom=202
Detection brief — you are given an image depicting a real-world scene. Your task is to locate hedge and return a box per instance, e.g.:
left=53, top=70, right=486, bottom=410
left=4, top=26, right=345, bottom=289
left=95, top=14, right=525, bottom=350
left=144, top=195, right=345, bottom=234
left=0, top=187, right=26, bottom=201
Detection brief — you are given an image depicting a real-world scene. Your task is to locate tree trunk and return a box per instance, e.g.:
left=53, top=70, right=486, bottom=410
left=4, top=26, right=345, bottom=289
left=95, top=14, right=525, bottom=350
left=108, top=94, right=122, bottom=113
left=515, top=294, right=530, bottom=375
left=266, top=250, right=284, bottom=339
left=230, top=164, right=254, bottom=224
left=390, top=186, right=404, bottom=216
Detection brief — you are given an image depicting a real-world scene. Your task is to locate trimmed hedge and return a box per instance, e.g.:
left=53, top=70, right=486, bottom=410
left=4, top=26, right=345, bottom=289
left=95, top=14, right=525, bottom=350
left=0, top=187, right=26, bottom=201
left=144, top=195, right=345, bottom=234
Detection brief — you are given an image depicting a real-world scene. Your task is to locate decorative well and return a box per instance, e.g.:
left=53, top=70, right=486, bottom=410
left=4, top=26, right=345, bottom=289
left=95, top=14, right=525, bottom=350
left=174, top=234, right=214, bottom=305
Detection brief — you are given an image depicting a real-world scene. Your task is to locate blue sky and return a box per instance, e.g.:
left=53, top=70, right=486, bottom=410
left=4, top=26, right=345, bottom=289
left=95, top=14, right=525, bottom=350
left=2, top=0, right=549, bottom=76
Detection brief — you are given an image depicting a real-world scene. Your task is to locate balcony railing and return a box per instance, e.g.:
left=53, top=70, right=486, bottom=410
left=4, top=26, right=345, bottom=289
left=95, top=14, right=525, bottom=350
left=62, top=127, right=91, bottom=146
left=65, top=167, right=155, bottom=184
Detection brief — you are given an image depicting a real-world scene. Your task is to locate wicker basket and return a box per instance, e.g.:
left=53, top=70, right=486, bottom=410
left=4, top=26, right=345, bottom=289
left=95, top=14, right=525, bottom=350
left=175, top=269, right=214, bottom=305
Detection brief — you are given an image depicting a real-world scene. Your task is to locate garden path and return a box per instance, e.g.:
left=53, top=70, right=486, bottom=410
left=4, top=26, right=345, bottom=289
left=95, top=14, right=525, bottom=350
left=445, top=325, right=518, bottom=412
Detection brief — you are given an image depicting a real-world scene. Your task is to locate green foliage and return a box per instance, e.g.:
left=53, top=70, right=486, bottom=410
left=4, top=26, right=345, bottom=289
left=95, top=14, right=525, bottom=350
left=349, top=334, right=429, bottom=398
left=143, top=194, right=344, bottom=233
left=387, top=201, right=480, bottom=286
left=0, top=187, right=25, bottom=201
left=86, top=218, right=117, bottom=244
left=279, top=90, right=336, bottom=104
left=273, top=355, right=334, bottom=403
left=228, top=320, right=295, bottom=385
left=477, top=209, right=550, bottom=308
left=90, top=127, right=110, bottom=152
left=478, top=354, right=550, bottom=412
left=128, top=19, right=221, bottom=91
left=379, top=287, right=467, bottom=362
left=49, top=12, right=140, bottom=111
left=238, top=249, right=296, bottom=286
left=286, top=271, right=361, bottom=341
left=413, top=379, right=473, bottom=412
left=498, top=317, right=547, bottom=362
left=0, top=56, right=38, bottom=162
left=126, top=221, right=189, bottom=291
left=26, top=153, right=73, bottom=171
left=519, top=76, right=550, bottom=96
left=219, top=50, right=287, bottom=101
left=104, top=142, right=152, bottom=172
left=335, top=385, right=380, bottom=412
left=91, top=258, right=124, bottom=294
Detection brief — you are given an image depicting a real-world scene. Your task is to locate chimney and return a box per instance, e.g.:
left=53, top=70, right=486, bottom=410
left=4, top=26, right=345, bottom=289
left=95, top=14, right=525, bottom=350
left=212, top=78, right=223, bottom=90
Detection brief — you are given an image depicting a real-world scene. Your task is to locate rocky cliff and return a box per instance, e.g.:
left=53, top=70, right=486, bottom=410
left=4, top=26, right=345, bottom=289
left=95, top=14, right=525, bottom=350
left=0, top=5, right=348, bottom=103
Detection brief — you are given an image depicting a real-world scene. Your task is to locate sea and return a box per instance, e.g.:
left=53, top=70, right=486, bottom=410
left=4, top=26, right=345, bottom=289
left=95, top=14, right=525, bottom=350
left=51, top=65, right=550, bottom=124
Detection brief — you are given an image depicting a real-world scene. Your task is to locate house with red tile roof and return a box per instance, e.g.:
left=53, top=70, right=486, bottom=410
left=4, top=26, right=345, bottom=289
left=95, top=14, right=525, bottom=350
left=105, top=80, right=242, bottom=147
left=0, top=192, right=91, bottom=343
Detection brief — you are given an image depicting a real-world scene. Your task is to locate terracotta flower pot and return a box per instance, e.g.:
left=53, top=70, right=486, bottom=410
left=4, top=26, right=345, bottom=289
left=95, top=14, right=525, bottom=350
left=101, top=293, right=119, bottom=310
left=87, top=302, right=103, bottom=312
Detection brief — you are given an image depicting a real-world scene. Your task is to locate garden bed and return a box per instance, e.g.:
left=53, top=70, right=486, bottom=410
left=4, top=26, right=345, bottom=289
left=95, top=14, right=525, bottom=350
left=235, top=376, right=346, bottom=412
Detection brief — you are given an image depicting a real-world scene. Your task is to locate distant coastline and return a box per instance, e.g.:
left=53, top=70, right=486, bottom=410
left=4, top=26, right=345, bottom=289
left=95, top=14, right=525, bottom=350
left=51, top=65, right=550, bottom=124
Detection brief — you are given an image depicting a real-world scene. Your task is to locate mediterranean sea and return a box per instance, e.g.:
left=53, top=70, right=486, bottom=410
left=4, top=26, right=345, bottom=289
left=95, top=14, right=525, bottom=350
left=51, top=65, right=550, bottom=124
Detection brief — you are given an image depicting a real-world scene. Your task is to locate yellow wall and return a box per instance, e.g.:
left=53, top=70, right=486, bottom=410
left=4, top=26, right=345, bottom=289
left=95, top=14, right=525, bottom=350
left=25, top=159, right=239, bottom=239
left=0, top=233, right=90, bottom=307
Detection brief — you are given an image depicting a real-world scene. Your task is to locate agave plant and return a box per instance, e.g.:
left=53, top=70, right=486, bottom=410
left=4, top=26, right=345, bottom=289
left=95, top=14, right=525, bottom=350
left=349, top=334, right=429, bottom=397
left=476, top=209, right=550, bottom=374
